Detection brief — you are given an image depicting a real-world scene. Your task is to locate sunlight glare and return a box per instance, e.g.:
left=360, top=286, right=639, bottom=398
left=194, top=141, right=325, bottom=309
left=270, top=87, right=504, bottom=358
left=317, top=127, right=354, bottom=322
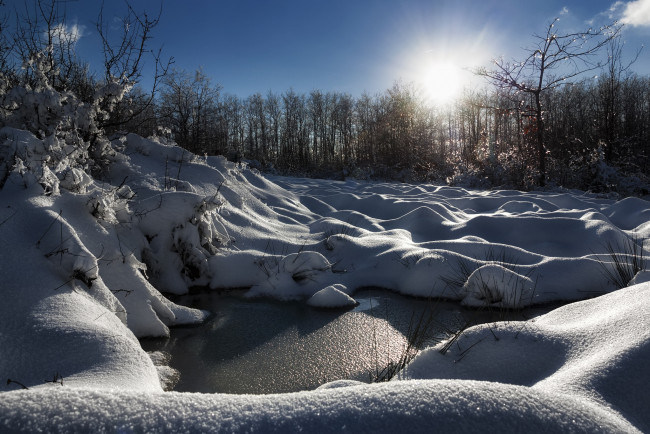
left=419, top=59, right=464, bottom=106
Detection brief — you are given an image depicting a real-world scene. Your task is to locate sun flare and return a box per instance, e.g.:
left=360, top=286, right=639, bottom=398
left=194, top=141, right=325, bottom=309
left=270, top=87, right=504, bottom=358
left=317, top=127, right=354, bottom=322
left=419, top=60, right=464, bottom=106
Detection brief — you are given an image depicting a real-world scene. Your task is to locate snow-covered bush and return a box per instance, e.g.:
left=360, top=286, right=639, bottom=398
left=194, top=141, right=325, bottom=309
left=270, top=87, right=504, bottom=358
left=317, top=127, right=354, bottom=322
left=137, top=192, right=229, bottom=294
left=555, top=141, right=650, bottom=197
left=0, top=50, right=133, bottom=184
left=461, top=264, right=536, bottom=308
left=0, top=47, right=214, bottom=339
left=86, top=186, right=134, bottom=224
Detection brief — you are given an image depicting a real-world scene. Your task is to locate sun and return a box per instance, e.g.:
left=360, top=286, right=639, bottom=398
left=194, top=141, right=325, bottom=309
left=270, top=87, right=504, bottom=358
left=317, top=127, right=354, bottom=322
left=419, top=60, right=464, bottom=106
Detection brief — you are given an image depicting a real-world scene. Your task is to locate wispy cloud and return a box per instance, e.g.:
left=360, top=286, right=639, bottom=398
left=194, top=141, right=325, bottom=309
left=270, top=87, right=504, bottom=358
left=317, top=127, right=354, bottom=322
left=559, top=6, right=570, bottom=16
left=619, top=0, right=650, bottom=26
left=50, top=23, right=85, bottom=46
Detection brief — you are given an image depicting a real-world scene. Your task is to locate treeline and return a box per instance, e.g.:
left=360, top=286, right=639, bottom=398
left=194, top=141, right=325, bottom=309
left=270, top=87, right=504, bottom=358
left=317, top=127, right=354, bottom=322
left=118, top=68, right=650, bottom=194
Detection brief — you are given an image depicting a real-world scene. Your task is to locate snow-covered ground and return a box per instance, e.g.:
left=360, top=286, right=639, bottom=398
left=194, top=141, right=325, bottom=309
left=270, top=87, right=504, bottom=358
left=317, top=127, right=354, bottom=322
left=1, top=130, right=649, bottom=432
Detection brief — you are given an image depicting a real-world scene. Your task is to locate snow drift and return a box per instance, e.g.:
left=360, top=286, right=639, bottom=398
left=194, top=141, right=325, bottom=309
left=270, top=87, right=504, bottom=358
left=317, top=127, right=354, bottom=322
left=1, top=130, right=649, bottom=432
left=1, top=284, right=647, bottom=432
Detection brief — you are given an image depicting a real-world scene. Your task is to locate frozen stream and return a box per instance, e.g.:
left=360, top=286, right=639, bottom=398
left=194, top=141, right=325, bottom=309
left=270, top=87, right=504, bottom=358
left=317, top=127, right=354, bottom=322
left=141, top=289, right=555, bottom=394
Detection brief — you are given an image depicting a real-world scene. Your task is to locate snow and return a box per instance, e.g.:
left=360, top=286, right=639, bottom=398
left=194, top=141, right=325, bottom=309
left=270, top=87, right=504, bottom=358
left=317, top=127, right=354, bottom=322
left=461, top=263, right=535, bottom=307
left=404, top=283, right=650, bottom=432
left=0, top=378, right=638, bottom=432
left=307, top=284, right=357, bottom=308
left=1, top=130, right=649, bottom=432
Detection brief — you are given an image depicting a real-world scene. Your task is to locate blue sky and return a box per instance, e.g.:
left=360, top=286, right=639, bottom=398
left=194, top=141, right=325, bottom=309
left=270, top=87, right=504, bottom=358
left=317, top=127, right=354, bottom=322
left=6, top=0, right=650, bottom=99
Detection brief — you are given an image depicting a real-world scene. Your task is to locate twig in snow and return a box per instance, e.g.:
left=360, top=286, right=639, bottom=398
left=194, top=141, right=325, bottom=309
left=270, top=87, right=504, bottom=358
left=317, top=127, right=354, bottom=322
left=174, top=149, right=186, bottom=190
left=111, top=288, right=133, bottom=297
left=93, top=307, right=127, bottom=322
left=35, top=209, right=63, bottom=247
left=52, top=264, right=99, bottom=291
left=454, top=337, right=485, bottom=363
left=44, top=373, right=64, bottom=386
left=6, top=379, right=29, bottom=390
left=0, top=209, right=17, bottom=227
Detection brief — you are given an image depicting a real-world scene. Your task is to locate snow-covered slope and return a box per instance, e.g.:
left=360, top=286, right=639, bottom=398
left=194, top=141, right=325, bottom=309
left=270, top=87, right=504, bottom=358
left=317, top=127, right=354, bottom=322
left=1, top=130, right=649, bottom=432
left=1, top=284, right=647, bottom=432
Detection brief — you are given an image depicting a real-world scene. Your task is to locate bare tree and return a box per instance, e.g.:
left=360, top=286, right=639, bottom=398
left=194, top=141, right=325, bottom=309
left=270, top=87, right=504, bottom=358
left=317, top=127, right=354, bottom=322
left=476, top=18, right=622, bottom=186
left=96, top=0, right=172, bottom=131
left=158, top=68, right=221, bottom=153
left=598, top=35, right=641, bottom=162
left=10, top=0, right=88, bottom=91
left=0, top=0, right=13, bottom=76
left=265, top=91, right=281, bottom=162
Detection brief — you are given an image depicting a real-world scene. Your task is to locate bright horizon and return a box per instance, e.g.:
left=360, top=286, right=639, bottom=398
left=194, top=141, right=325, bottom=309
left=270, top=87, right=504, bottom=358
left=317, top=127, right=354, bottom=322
left=5, top=0, right=650, bottom=101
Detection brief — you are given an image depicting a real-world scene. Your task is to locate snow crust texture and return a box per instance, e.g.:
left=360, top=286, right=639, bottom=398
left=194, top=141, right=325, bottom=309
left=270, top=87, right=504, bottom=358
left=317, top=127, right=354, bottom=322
left=1, top=131, right=649, bottom=432
left=0, top=378, right=638, bottom=433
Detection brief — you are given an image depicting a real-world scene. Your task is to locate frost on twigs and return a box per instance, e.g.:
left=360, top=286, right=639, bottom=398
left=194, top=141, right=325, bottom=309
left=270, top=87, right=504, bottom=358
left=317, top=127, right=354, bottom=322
left=0, top=52, right=133, bottom=186
left=137, top=192, right=230, bottom=295
left=87, top=185, right=135, bottom=224
left=59, top=168, right=94, bottom=193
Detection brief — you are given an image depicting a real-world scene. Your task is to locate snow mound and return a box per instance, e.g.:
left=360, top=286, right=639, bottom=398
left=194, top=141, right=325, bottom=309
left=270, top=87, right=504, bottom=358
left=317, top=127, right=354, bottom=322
left=307, top=284, right=357, bottom=308
left=403, top=281, right=650, bottom=432
left=0, top=375, right=639, bottom=432
left=2, top=129, right=650, bottom=431
left=461, top=264, right=535, bottom=308
left=246, top=251, right=336, bottom=300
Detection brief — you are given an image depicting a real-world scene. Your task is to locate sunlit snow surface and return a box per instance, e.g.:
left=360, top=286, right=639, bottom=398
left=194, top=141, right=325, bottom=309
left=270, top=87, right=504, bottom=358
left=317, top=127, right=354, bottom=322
left=1, top=130, right=649, bottom=432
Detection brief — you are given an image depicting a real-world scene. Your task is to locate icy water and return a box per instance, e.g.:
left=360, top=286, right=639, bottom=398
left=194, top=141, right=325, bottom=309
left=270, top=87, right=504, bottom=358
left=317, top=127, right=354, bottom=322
left=141, top=288, right=553, bottom=394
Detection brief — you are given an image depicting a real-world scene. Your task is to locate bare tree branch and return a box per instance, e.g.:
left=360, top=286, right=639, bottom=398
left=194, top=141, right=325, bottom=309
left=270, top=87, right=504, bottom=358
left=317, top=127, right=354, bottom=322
left=95, top=0, right=173, bottom=131
left=474, top=18, right=622, bottom=186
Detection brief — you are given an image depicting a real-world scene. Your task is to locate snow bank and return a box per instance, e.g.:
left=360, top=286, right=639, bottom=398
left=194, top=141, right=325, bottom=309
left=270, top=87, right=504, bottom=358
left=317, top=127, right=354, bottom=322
left=2, top=282, right=647, bottom=432
left=18, top=129, right=638, bottom=312
left=403, top=281, right=650, bottom=432
left=229, top=175, right=647, bottom=309
left=0, top=199, right=161, bottom=392
left=0, top=378, right=637, bottom=433
left=2, top=129, right=650, bottom=431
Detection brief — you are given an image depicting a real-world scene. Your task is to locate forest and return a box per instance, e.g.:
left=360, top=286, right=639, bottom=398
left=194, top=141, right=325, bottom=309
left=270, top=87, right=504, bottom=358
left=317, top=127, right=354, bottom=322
left=142, top=68, right=650, bottom=194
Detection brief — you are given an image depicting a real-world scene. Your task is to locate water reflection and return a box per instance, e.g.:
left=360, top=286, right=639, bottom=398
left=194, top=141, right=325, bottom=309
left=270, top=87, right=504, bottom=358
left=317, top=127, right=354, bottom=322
left=141, top=288, right=551, bottom=394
